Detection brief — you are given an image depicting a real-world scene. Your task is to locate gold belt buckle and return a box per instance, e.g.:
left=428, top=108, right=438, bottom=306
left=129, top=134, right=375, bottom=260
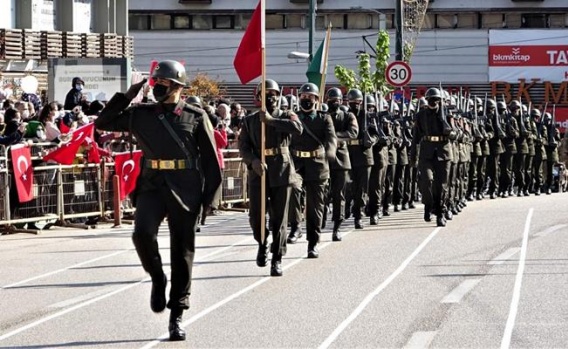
left=160, top=160, right=175, bottom=169
left=301, top=151, right=310, bottom=157
left=430, top=136, right=439, bottom=142
left=264, top=148, right=276, bottom=156
left=151, top=160, right=158, bottom=169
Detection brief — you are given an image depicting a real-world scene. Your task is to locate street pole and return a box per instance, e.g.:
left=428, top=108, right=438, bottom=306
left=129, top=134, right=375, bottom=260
left=308, top=0, right=316, bottom=63
left=395, top=0, right=404, bottom=61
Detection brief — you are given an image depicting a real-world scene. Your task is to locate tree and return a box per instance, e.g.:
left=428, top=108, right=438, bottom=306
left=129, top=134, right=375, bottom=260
left=185, top=73, right=225, bottom=104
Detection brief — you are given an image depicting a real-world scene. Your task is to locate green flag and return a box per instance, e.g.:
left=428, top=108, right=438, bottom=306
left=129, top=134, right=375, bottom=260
left=306, top=35, right=329, bottom=87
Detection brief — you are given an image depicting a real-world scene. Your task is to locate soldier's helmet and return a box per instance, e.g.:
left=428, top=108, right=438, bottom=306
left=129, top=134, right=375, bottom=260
left=320, top=103, right=329, bottom=112
left=285, top=94, right=297, bottom=108
left=346, top=88, right=363, bottom=101
left=424, top=87, right=442, bottom=100
left=152, top=60, right=187, bottom=85
left=530, top=109, right=541, bottom=118
left=497, top=101, right=507, bottom=112
left=418, top=97, right=428, bottom=108
left=186, top=96, right=201, bottom=107
left=509, top=100, right=521, bottom=110
left=486, top=98, right=497, bottom=110
left=326, top=87, right=343, bottom=101
left=543, top=112, right=552, bottom=122
left=475, top=97, right=483, bottom=107
left=467, top=99, right=474, bottom=109
left=280, top=96, right=289, bottom=109
left=299, top=82, right=319, bottom=98
left=256, top=79, right=280, bottom=97
left=365, top=94, right=376, bottom=107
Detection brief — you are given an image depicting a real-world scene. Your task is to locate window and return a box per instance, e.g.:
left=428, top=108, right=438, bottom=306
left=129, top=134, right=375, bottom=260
left=522, top=14, right=547, bottom=28
left=214, top=15, right=234, bottom=29
left=266, top=14, right=284, bottom=29
left=422, top=13, right=435, bottom=29
left=285, top=14, right=304, bottom=29
left=151, top=14, right=171, bottom=30
left=347, top=13, right=371, bottom=29
left=548, top=14, right=566, bottom=28
left=370, top=14, right=382, bottom=30
left=482, top=13, right=504, bottom=28
left=315, top=14, right=325, bottom=29
left=237, top=14, right=252, bottom=29
left=505, top=13, right=522, bottom=28
left=456, top=13, right=477, bottom=29
left=129, top=14, right=150, bottom=30
left=173, top=15, right=191, bottom=29
left=327, top=14, right=346, bottom=29
left=192, top=15, right=212, bottom=29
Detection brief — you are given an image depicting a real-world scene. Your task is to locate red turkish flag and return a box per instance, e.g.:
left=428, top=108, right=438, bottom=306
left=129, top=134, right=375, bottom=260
left=233, top=0, right=264, bottom=84
left=11, top=144, right=34, bottom=203
left=114, top=151, right=143, bottom=201
left=43, top=123, right=95, bottom=165
left=84, top=136, right=101, bottom=163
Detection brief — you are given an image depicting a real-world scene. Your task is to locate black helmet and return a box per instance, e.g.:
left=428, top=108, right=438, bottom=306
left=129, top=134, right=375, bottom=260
left=256, top=79, right=280, bottom=96
left=475, top=97, right=483, bottom=107
left=497, top=101, right=507, bottom=111
left=152, top=60, right=187, bottom=85
left=280, top=96, right=289, bottom=109
left=346, top=88, right=363, bottom=101
left=186, top=96, right=201, bottom=107
left=543, top=112, right=552, bottom=122
left=299, top=82, right=319, bottom=98
left=425, top=87, right=442, bottom=100
left=530, top=109, right=541, bottom=118
left=326, top=87, right=343, bottom=101
left=418, top=97, right=427, bottom=108
left=365, top=94, right=376, bottom=107
left=486, top=98, right=497, bottom=110
left=509, top=100, right=521, bottom=110
left=320, top=103, right=329, bottom=112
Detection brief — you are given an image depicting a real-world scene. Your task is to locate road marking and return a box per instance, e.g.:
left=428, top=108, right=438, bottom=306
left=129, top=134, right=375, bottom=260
left=501, top=208, right=533, bottom=349
left=534, top=224, right=567, bottom=238
left=441, top=279, right=481, bottom=303
left=139, top=229, right=356, bottom=349
left=0, top=235, right=253, bottom=342
left=403, top=331, right=437, bottom=349
left=318, top=228, right=442, bottom=349
left=49, top=286, right=117, bottom=309
left=488, top=248, right=520, bottom=265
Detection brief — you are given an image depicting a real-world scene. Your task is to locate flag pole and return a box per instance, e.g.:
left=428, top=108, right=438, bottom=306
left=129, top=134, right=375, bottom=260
left=318, top=23, right=332, bottom=110
left=260, top=0, right=267, bottom=245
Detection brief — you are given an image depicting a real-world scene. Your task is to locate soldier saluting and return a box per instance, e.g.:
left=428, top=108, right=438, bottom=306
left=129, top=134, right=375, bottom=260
left=239, top=79, right=302, bottom=277
left=95, top=60, right=222, bottom=341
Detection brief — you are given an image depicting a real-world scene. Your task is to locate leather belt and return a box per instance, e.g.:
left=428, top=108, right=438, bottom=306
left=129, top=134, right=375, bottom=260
left=145, top=159, right=197, bottom=170
left=264, top=147, right=289, bottom=156
left=423, top=136, right=448, bottom=142
left=347, top=139, right=362, bottom=145
left=292, top=148, right=325, bottom=158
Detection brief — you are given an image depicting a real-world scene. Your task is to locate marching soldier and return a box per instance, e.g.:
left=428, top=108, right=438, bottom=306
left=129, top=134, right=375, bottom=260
left=95, top=60, right=222, bottom=341
left=531, top=109, right=547, bottom=195
left=498, top=101, right=519, bottom=197
left=410, top=87, right=455, bottom=227
left=523, top=106, right=537, bottom=196
left=367, top=97, right=390, bottom=225
left=485, top=99, right=505, bottom=199
left=511, top=100, right=529, bottom=196
left=543, top=112, right=561, bottom=194
left=393, top=100, right=411, bottom=212
left=290, top=83, right=337, bottom=258
left=326, top=87, right=358, bottom=240
left=239, top=79, right=302, bottom=277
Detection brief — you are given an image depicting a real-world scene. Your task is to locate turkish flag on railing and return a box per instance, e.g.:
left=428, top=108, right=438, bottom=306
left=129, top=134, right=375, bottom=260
left=11, top=144, right=34, bottom=203
left=114, top=151, right=143, bottom=201
left=43, top=123, right=95, bottom=165
left=84, top=136, right=100, bottom=163
left=233, top=0, right=264, bottom=84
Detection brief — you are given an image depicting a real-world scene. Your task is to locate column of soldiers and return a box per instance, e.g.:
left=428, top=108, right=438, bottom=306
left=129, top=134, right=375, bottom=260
left=240, top=80, right=564, bottom=277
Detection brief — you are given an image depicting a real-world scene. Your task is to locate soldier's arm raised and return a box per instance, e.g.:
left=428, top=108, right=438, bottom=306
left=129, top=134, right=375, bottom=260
left=95, top=79, right=147, bottom=132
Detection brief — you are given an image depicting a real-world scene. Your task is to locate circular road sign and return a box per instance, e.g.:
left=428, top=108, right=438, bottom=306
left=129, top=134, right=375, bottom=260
left=385, top=61, right=412, bottom=87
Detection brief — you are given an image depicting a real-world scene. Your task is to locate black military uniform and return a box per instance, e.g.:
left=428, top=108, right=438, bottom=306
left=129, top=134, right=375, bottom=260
left=239, top=79, right=302, bottom=277
left=523, top=108, right=537, bottom=196
left=543, top=112, right=561, bottom=194
left=498, top=102, right=519, bottom=197
left=511, top=100, right=529, bottom=196
left=326, top=88, right=358, bottom=240
left=367, top=98, right=390, bottom=225
left=531, top=110, right=547, bottom=195
left=290, top=83, right=337, bottom=258
left=95, top=60, right=222, bottom=341
left=393, top=102, right=411, bottom=212
left=485, top=99, right=505, bottom=199
left=410, top=87, right=455, bottom=227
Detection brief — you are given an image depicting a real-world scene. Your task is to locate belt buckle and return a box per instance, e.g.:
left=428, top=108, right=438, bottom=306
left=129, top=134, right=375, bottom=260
left=151, top=160, right=158, bottom=169
left=264, top=149, right=275, bottom=156
left=160, top=160, right=175, bottom=170
left=431, top=136, right=439, bottom=142
left=299, top=151, right=309, bottom=157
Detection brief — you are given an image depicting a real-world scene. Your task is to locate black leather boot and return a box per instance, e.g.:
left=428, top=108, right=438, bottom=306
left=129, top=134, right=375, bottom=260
left=150, top=273, right=167, bottom=313
left=332, top=220, right=342, bottom=241
left=256, top=242, right=268, bottom=267
left=287, top=223, right=302, bottom=244
left=270, top=255, right=283, bottom=277
left=423, top=205, right=432, bottom=222
left=169, top=308, right=186, bottom=341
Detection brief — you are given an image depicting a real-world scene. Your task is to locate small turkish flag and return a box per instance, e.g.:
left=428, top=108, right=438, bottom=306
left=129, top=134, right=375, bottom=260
left=11, top=144, right=34, bottom=203
left=43, top=123, right=95, bottom=165
left=114, top=151, right=143, bottom=201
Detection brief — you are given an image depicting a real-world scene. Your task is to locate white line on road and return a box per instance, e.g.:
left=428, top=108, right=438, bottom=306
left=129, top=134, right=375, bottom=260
left=534, top=224, right=567, bottom=238
left=0, top=235, right=253, bottom=342
left=318, top=227, right=442, bottom=349
left=441, top=279, right=481, bottom=303
left=403, top=331, right=438, bottom=349
left=488, top=248, right=521, bottom=265
left=501, top=208, right=533, bottom=349
left=139, top=230, right=356, bottom=349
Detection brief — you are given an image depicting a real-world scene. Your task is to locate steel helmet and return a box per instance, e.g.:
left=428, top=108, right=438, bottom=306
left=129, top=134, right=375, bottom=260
left=299, top=82, right=319, bottom=98
left=346, top=88, right=363, bottom=101
left=326, top=87, right=343, bottom=101
left=152, top=60, right=187, bottom=85
left=425, top=88, right=442, bottom=100
left=256, top=79, right=280, bottom=97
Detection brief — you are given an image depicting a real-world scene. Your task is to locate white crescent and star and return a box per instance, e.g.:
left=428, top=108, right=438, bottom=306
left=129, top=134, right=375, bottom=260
left=121, top=160, right=135, bottom=182
left=17, top=155, right=29, bottom=181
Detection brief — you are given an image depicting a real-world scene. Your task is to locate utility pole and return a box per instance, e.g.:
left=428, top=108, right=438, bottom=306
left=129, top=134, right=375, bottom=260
left=395, top=0, right=404, bottom=61
left=308, top=0, right=316, bottom=63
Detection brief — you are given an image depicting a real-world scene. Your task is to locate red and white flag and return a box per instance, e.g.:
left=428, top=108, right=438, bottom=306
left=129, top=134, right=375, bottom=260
left=11, top=144, right=34, bottom=203
left=114, top=151, right=143, bottom=201
left=233, top=0, right=264, bottom=84
left=43, top=123, right=95, bottom=165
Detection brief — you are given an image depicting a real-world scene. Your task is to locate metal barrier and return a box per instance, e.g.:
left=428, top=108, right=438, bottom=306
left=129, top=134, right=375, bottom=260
left=221, top=149, right=247, bottom=206
left=0, top=146, right=9, bottom=223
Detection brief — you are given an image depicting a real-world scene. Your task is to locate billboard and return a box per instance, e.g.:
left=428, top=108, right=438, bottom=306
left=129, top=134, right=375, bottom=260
left=48, top=58, right=130, bottom=105
left=489, top=30, right=568, bottom=83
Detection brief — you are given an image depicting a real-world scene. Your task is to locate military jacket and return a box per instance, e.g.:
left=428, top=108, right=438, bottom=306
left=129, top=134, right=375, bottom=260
left=411, top=107, right=453, bottom=162
left=487, top=113, right=505, bottom=155
left=330, top=109, right=358, bottom=170
left=347, top=109, right=376, bottom=167
left=502, top=115, right=519, bottom=154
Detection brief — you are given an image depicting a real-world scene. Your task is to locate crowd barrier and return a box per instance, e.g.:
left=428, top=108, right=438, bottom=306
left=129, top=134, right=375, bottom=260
left=0, top=144, right=249, bottom=234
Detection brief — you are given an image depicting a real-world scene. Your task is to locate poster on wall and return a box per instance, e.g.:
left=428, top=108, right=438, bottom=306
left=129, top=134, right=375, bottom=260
left=73, top=0, right=92, bottom=33
left=31, top=0, right=56, bottom=31
left=489, top=29, right=568, bottom=83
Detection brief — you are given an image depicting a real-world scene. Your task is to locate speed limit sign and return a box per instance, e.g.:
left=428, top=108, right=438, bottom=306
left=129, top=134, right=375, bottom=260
left=385, top=61, right=412, bottom=87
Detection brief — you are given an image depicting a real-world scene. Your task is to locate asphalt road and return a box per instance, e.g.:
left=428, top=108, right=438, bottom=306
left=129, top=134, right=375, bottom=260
left=0, top=192, right=567, bottom=349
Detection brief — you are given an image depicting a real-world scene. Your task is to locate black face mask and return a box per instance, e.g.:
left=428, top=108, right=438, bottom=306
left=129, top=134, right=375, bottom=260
left=329, top=101, right=341, bottom=111
left=153, top=83, right=171, bottom=102
left=300, top=99, right=315, bottom=111
left=265, top=95, right=278, bottom=111
left=428, top=99, right=438, bottom=107
left=349, top=102, right=360, bottom=112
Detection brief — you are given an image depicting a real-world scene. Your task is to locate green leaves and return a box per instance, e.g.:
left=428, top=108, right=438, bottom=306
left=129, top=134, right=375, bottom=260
left=334, top=66, right=358, bottom=91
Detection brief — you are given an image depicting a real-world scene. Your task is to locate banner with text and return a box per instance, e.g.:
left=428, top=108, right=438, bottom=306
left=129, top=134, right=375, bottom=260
left=489, top=30, right=568, bottom=83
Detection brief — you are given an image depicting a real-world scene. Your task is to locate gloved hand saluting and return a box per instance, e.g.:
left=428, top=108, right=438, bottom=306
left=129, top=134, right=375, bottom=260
left=125, top=78, right=148, bottom=100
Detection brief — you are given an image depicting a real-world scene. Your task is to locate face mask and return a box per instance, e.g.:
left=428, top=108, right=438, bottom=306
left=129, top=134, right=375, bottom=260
left=348, top=102, right=360, bottom=112
left=153, top=83, right=170, bottom=102
left=265, top=95, right=278, bottom=110
left=428, top=99, right=439, bottom=109
left=21, top=110, right=30, bottom=119
left=300, top=99, right=315, bottom=112
left=36, top=128, right=46, bottom=141
left=329, top=101, right=340, bottom=111
left=75, top=84, right=83, bottom=91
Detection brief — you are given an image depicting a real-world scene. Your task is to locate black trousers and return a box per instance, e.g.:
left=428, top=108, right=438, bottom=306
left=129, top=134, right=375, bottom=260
left=249, top=179, right=290, bottom=257
left=499, top=152, right=515, bottom=193
left=523, top=155, right=534, bottom=192
left=367, top=164, right=386, bottom=216
left=330, top=169, right=348, bottom=222
left=467, top=154, right=478, bottom=196
left=476, top=155, right=487, bottom=195
left=393, top=163, right=407, bottom=206
left=532, top=155, right=544, bottom=192
left=513, top=153, right=527, bottom=190
left=288, top=185, right=303, bottom=226
left=486, top=153, right=501, bottom=194
left=133, top=187, right=198, bottom=310
left=447, top=162, right=457, bottom=206
left=382, top=164, right=395, bottom=212
left=350, top=166, right=371, bottom=219
left=418, top=158, right=451, bottom=216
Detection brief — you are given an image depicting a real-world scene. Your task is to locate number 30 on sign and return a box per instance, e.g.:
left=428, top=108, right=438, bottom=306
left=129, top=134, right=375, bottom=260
left=385, top=61, right=412, bottom=87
